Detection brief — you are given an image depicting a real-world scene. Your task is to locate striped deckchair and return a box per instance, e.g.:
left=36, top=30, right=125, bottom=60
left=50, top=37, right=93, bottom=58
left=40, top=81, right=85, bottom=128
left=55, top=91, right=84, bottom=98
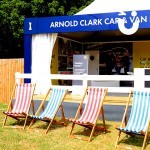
left=69, top=87, right=108, bottom=142
left=3, top=83, right=36, bottom=129
left=115, top=90, right=150, bottom=150
left=29, top=88, right=68, bottom=134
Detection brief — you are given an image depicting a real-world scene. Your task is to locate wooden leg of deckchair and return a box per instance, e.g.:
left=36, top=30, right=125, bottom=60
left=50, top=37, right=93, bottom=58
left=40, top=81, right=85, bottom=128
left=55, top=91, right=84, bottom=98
left=46, top=120, right=54, bottom=134
left=29, top=119, right=36, bottom=128
left=60, top=106, right=66, bottom=126
left=101, top=107, right=106, bottom=132
left=23, top=116, right=28, bottom=130
left=115, top=130, right=121, bottom=147
left=70, top=123, right=75, bottom=135
left=142, top=130, right=149, bottom=150
left=89, top=124, right=96, bottom=142
left=3, top=115, right=8, bottom=127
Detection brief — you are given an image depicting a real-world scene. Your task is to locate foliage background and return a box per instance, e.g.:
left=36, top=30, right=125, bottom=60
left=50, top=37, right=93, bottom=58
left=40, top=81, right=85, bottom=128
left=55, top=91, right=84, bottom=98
left=0, top=0, right=94, bottom=58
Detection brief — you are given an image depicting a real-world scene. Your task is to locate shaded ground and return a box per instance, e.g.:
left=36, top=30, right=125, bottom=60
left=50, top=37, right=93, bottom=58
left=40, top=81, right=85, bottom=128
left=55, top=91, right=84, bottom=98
left=32, top=100, right=131, bottom=122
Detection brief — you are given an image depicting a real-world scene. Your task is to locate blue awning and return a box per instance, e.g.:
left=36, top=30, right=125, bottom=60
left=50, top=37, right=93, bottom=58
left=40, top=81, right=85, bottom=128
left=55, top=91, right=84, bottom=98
left=24, top=10, right=150, bottom=35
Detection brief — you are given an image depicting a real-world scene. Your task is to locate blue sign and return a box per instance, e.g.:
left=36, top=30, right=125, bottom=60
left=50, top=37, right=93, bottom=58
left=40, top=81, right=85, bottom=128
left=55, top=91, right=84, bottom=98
left=24, top=10, right=150, bottom=35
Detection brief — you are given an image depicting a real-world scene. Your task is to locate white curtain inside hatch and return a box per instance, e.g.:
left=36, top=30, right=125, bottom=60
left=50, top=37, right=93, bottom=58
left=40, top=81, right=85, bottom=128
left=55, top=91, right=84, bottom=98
left=32, top=33, right=57, bottom=94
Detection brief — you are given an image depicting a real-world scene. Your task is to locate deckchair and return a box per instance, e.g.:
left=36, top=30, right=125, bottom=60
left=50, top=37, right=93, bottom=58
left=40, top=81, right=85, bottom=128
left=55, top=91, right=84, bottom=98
left=115, top=90, right=150, bottom=150
left=29, top=88, right=68, bottom=134
left=3, top=83, right=36, bottom=129
left=69, top=87, right=108, bottom=142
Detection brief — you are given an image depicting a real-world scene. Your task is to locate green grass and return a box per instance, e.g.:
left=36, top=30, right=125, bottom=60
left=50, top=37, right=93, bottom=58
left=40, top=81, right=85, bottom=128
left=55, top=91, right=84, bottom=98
left=0, top=102, right=150, bottom=150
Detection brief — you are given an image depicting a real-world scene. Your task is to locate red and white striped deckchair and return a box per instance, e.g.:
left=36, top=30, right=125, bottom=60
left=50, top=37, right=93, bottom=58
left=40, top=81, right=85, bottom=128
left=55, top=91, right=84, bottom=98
left=69, top=87, right=108, bottom=142
left=3, top=83, right=36, bottom=129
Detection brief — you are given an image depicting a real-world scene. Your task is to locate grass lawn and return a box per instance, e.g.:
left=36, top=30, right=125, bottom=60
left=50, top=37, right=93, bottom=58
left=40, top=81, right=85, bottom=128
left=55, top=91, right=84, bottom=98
left=0, top=102, right=150, bottom=150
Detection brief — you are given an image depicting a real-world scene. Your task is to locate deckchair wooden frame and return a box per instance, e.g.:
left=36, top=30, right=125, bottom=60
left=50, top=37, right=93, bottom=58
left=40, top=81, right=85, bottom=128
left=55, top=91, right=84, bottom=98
left=69, top=87, right=108, bottom=142
left=29, top=88, right=68, bottom=134
left=3, top=83, right=36, bottom=129
left=115, top=90, right=150, bottom=150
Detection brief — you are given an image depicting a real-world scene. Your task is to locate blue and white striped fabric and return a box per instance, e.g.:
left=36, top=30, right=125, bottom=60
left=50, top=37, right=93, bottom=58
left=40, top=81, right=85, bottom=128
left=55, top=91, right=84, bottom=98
left=119, top=91, right=150, bottom=134
left=31, top=88, right=67, bottom=120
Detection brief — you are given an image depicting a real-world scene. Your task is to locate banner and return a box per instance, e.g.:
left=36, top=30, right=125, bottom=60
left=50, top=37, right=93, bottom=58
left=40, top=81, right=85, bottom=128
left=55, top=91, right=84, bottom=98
left=24, top=10, right=150, bottom=35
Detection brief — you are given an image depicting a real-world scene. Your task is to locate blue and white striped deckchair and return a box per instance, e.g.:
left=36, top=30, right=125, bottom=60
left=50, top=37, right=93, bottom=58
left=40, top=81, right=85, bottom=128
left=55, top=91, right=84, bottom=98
left=115, top=90, right=150, bottom=150
left=29, top=88, right=68, bottom=133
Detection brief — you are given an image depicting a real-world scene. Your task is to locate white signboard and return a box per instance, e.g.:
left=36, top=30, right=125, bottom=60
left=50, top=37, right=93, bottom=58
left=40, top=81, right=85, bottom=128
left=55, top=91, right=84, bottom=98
left=73, top=55, right=89, bottom=86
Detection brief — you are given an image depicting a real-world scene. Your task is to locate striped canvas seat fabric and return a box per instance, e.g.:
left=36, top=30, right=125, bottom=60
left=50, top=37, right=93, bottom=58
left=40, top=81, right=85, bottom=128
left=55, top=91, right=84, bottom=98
left=3, top=83, right=35, bottom=129
left=75, top=87, right=106, bottom=124
left=115, top=90, right=150, bottom=149
left=31, top=88, right=67, bottom=120
left=29, top=88, right=68, bottom=134
left=119, top=91, right=150, bottom=134
left=69, top=87, right=108, bottom=142
left=5, top=83, right=34, bottom=115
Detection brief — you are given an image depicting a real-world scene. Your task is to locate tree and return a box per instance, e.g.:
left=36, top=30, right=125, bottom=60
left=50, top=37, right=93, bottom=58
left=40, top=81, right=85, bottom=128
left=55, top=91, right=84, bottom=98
left=0, top=0, right=28, bottom=58
left=29, top=0, right=94, bottom=16
left=0, top=0, right=94, bottom=58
